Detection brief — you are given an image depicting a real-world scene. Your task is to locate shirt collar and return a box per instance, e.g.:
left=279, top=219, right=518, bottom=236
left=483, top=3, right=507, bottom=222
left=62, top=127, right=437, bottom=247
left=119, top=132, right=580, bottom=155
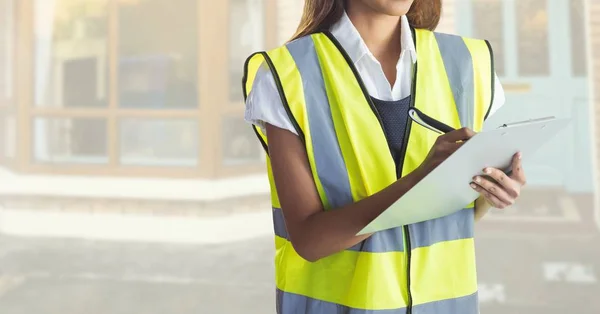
left=329, top=11, right=417, bottom=65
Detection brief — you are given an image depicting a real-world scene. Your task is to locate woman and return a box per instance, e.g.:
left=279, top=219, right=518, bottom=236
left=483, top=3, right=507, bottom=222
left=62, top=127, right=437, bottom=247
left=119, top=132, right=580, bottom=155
left=243, top=0, right=526, bottom=313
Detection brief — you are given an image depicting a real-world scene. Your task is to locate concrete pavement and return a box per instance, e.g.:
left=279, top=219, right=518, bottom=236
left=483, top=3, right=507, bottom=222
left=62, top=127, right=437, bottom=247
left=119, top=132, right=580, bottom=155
left=0, top=187, right=597, bottom=313
left=0, top=228, right=597, bottom=314
left=0, top=236, right=276, bottom=314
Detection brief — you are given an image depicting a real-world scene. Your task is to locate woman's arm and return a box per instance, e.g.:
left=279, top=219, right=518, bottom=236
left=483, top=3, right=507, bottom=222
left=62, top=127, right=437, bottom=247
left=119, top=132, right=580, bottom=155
left=268, top=123, right=474, bottom=262
left=474, top=197, right=493, bottom=221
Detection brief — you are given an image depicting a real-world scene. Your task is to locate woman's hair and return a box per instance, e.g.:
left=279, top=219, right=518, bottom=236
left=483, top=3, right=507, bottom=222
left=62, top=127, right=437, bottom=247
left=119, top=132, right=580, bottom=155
left=291, top=0, right=442, bottom=40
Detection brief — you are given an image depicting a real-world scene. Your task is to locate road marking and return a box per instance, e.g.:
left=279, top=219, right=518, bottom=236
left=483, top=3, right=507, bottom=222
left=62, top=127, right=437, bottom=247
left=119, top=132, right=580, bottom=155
left=478, top=283, right=506, bottom=303
left=543, top=262, right=597, bottom=283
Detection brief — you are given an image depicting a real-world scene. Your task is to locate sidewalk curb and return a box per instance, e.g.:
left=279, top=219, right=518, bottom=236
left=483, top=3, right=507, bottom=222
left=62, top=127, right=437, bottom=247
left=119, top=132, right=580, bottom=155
left=0, top=208, right=274, bottom=244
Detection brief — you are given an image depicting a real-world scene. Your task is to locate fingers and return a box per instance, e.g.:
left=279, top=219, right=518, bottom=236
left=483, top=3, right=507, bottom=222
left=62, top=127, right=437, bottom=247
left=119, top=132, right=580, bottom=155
left=481, top=167, right=521, bottom=198
left=470, top=181, right=510, bottom=209
left=472, top=176, right=515, bottom=207
left=442, top=141, right=465, bottom=155
left=469, top=153, right=525, bottom=210
left=439, top=127, right=476, bottom=143
left=431, top=139, right=463, bottom=156
left=510, top=152, right=527, bottom=186
left=430, top=141, right=464, bottom=166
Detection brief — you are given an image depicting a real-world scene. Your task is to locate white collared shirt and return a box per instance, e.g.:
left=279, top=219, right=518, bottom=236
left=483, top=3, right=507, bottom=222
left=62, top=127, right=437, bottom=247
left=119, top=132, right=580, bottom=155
left=245, top=13, right=505, bottom=135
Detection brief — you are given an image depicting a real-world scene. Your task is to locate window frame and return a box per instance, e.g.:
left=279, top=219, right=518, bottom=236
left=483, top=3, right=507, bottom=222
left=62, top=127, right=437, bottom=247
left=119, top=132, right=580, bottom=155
left=0, top=0, right=17, bottom=168
left=12, top=0, right=276, bottom=178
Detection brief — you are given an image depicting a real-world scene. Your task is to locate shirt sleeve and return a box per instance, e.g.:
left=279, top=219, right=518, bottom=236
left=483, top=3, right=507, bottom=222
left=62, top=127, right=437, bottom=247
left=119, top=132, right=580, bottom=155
left=244, top=65, right=299, bottom=136
left=487, top=72, right=506, bottom=117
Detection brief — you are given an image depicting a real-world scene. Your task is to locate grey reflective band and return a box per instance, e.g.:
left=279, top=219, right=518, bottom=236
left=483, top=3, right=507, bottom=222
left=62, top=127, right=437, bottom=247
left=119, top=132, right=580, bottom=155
left=277, top=289, right=407, bottom=314
left=274, top=207, right=474, bottom=252
left=276, top=289, right=479, bottom=314
left=408, top=208, right=475, bottom=249
left=413, top=292, right=479, bottom=314
left=273, top=207, right=405, bottom=253
left=434, top=33, right=475, bottom=129
left=286, top=37, right=354, bottom=210
left=273, top=207, right=288, bottom=240
left=350, top=227, right=405, bottom=252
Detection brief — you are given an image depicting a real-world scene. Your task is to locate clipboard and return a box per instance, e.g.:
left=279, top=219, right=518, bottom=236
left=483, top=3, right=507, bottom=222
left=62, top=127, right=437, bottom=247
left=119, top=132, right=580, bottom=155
left=357, top=116, right=571, bottom=235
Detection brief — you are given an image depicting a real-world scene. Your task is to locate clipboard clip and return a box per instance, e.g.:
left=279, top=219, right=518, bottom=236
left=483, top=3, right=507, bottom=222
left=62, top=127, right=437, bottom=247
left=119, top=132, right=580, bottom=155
left=497, top=116, right=555, bottom=129
left=408, top=108, right=456, bottom=134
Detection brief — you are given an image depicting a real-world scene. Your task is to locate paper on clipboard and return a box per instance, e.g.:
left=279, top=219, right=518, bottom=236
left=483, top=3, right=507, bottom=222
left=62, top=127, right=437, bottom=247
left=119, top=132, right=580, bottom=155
left=357, top=117, right=570, bottom=236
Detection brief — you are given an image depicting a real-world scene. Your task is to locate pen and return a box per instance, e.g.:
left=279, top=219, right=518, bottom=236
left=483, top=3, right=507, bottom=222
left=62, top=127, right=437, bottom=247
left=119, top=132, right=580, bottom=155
left=408, top=108, right=456, bottom=134
left=410, top=108, right=513, bottom=177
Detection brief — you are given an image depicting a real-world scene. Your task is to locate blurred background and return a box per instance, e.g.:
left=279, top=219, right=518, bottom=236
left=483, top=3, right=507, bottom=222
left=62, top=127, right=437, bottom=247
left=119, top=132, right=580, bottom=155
left=0, top=0, right=599, bottom=313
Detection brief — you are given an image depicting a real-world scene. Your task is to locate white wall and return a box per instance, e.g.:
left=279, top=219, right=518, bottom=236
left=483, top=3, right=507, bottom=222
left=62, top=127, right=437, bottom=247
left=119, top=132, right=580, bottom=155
left=276, top=0, right=304, bottom=44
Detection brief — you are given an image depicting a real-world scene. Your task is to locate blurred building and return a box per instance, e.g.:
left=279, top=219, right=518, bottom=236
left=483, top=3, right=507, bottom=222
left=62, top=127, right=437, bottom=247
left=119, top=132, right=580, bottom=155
left=0, top=2, right=597, bottom=312
left=0, top=0, right=597, bottom=210
left=0, top=0, right=279, bottom=180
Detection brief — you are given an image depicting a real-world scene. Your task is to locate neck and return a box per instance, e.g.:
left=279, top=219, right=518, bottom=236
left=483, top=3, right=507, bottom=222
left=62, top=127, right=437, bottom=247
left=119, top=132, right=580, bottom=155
left=345, top=2, right=402, bottom=61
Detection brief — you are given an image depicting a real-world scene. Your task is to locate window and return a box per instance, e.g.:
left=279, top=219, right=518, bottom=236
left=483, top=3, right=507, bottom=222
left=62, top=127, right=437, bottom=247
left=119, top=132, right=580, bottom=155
left=229, top=0, right=265, bottom=102
left=0, top=113, right=16, bottom=159
left=9, top=1, right=274, bottom=177
left=516, top=0, right=550, bottom=76
left=0, top=0, right=15, bottom=106
left=569, top=0, right=588, bottom=76
left=0, top=0, right=16, bottom=164
left=472, top=0, right=505, bottom=76
left=33, top=117, right=108, bottom=164
left=118, top=0, right=198, bottom=109
left=222, top=116, right=263, bottom=165
left=34, top=0, right=108, bottom=108
left=119, top=118, right=199, bottom=166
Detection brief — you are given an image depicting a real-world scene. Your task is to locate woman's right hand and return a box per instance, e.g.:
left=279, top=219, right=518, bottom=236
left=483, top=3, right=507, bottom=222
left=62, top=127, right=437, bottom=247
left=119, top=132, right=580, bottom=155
left=417, top=127, right=476, bottom=175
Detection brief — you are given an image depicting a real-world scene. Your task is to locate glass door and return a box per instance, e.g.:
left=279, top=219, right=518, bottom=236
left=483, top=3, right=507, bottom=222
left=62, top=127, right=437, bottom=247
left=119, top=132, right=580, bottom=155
left=457, top=0, right=592, bottom=192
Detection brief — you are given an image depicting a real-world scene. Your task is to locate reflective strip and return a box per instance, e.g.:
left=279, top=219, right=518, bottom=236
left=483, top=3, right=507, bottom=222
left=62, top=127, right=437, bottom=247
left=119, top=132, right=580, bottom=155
left=408, top=208, right=474, bottom=249
left=286, top=37, right=353, bottom=210
left=274, top=236, right=408, bottom=310
left=274, top=207, right=474, bottom=252
left=273, top=207, right=404, bottom=252
left=349, top=227, right=404, bottom=252
left=275, top=290, right=478, bottom=314
left=273, top=207, right=288, bottom=240
left=277, top=289, right=407, bottom=314
left=267, top=44, right=331, bottom=209
left=412, top=292, right=478, bottom=314
left=434, top=33, right=475, bottom=129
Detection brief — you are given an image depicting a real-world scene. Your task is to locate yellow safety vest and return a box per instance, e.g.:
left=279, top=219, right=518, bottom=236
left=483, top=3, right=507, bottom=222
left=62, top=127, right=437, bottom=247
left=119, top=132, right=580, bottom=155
left=243, top=28, right=494, bottom=314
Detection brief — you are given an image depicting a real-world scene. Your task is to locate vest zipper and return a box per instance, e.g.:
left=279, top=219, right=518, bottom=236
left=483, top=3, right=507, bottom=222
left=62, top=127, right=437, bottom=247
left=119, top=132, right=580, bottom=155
left=324, top=30, right=418, bottom=313
left=399, top=28, right=419, bottom=314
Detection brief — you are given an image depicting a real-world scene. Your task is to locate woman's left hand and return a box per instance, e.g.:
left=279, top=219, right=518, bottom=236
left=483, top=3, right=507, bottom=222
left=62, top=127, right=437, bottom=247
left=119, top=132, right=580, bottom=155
left=470, top=152, right=527, bottom=209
